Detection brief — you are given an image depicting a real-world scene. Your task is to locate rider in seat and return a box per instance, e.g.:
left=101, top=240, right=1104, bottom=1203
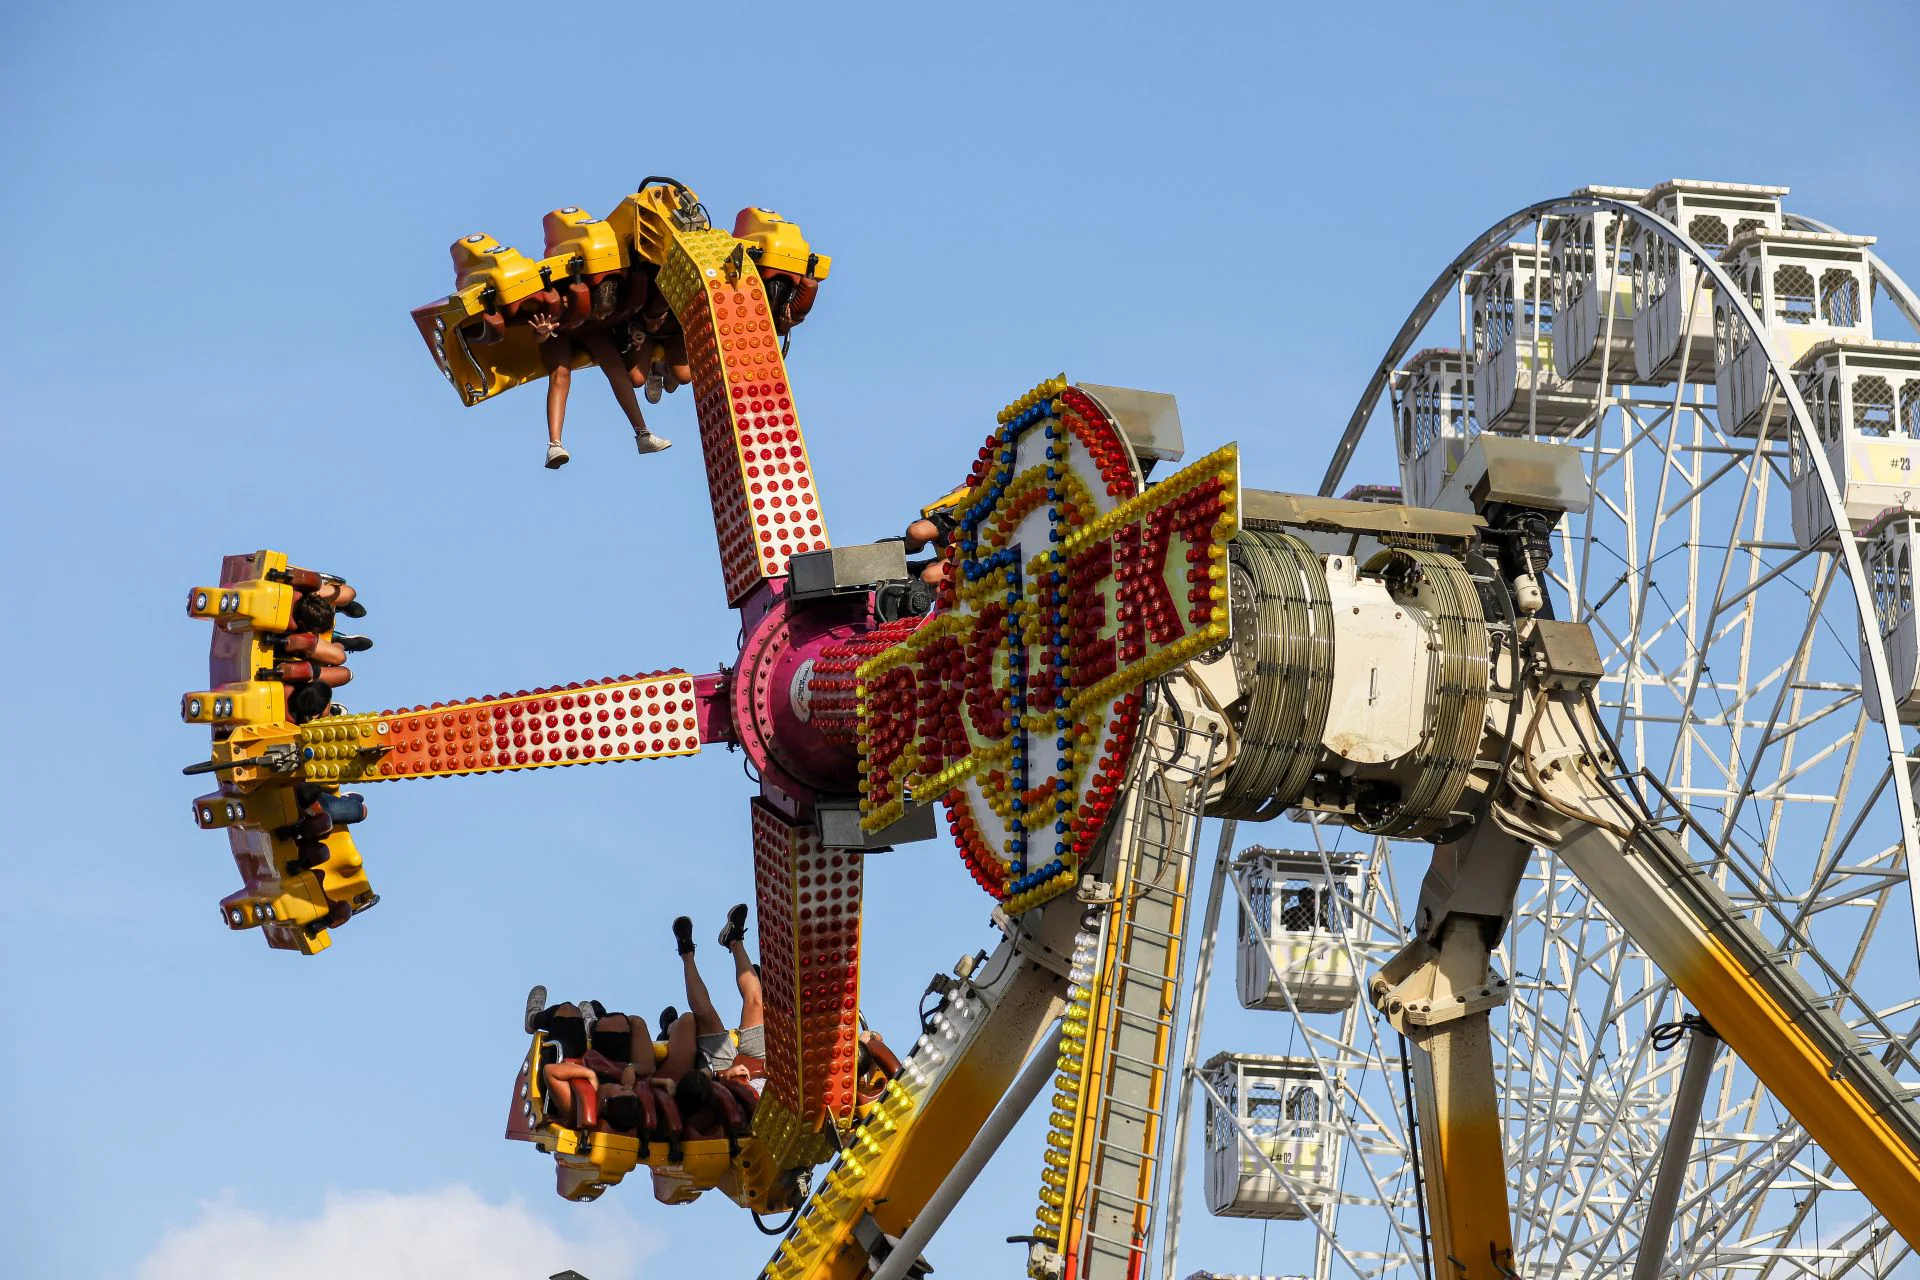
left=520, top=902, right=766, bottom=1125
left=664, top=903, right=767, bottom=1097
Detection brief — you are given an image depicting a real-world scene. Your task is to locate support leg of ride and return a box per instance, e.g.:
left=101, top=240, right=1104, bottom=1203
left=868, top=1022, right=1067, bottom=1280
left=864, top=922, right=1071, bottom=1267
left=1375, top=916, right=1517, bottom=1280
left=1630, top=1019, right=1720, bottom=1280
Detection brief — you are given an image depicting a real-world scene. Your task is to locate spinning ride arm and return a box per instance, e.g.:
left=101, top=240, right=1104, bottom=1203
left=181, top=552, right=727, bottom=952
left=191, top=184, right=876, bottom=1206
left=645, top=198, right=831, bottom=605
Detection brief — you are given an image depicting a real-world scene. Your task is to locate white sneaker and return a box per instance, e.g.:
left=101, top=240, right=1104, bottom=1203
left=635, top=432, right=672, bottom=455
left=545, top=442, right=571, bottom=469
left=644, top=370, right=664, bottom=404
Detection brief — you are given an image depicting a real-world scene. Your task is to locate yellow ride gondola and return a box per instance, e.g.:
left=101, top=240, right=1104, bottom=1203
left=410, top=180, right=829, bottom=408
left=504, top=1027, right=791, bottom=1210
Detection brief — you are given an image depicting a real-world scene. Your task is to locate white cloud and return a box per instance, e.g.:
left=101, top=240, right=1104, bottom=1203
left=135, top=1185, right=658, bottom=1280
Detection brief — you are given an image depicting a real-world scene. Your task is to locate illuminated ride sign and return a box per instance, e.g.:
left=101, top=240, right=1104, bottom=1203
left=855, top=377, right=1240, bottom=916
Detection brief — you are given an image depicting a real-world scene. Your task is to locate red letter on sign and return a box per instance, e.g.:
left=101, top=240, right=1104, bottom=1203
left=1123, top=511, right=1190, bottom=648
left=1065, top=536, right=1122, bottom=686
left=964, top=601, right=1014, bottom=750
left=866, top=665, right=917, bottom=812
left=913, top=632, right=967, bottom=777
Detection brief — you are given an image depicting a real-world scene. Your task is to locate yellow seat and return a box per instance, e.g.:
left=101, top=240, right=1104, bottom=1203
left=543, top=207, right=627, bottom=278
left=411, top=230, right=590, bottom=406
left=450, top=234, right=548, bottom=307
left=733, top=207, right=831, bottom=280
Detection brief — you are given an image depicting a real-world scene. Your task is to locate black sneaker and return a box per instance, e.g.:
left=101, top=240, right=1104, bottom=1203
left=718, top=902, right=749, bottom=948
left=658, top=1004, right=679, bottom=1033
left=672, top=915, right=695, bottom=956
left=524, top=984, right=548, bottom=1034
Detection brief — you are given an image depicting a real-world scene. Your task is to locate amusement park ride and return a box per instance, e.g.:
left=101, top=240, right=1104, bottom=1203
left=181, top=177, right=1920, bottom=1280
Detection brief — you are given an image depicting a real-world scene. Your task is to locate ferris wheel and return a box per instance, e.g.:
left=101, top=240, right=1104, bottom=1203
left=1169, top=180, right=1920, bottom=1280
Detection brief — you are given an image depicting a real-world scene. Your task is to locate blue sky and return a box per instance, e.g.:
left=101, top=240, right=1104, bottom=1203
left=2, top=1, right=1916, bottom=1276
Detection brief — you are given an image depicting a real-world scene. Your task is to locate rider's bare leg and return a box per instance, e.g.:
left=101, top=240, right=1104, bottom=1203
left=659, top=1009, right=702, bottom=1080
left=682, top=950, right=726, bottom=1036
left=541, top=1060, right=598, bottom=1122
left=580, top=329, right=654, bottom=438
left=540, top=338, right=574, bottom=446
left=729, top=939, right=763, bottom=1030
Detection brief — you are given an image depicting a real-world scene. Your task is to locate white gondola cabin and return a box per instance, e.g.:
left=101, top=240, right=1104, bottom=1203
left=1202, top=1053, right=1333, bottom=1220
left=1549, top=186, right=1648, bottom=382
left=1470, top=240, right=1598, bottom=435
left=1392, top=348, right=1476, bottom=509
left=1235, top=849, right=1362, bottom=1014
left=1630, top=180, right=1788, bottom=385
left=1862, top=509, right=1920, bottom=724
left=1717, top=230, right=1877, bottom=437
left=1789, top=341, right=1920, bottom=548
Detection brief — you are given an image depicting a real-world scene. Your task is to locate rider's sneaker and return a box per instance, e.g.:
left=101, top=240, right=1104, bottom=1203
left=545, top=442, right=571, bottom=469
left=658, top=1004, right=679, bottom=1033
left=644, top=367, right=664, bottom=404
left=672, top=915, right=695, bottom=956
left=718, top=902, right=749, bottom=948
left=524, top=984, right=548, bottom=1034
left=635, top=431, right=672, bottom=455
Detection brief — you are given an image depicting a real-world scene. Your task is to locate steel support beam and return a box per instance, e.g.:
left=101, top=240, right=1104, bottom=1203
left=1630, top=1019, right=1721, bottom=1280
left=869, top=1022, right=1067, bottom=1280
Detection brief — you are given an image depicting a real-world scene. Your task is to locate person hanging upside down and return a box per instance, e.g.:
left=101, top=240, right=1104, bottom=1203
left=519, top=902, right=764, bottom=1123
left=526, top=311, right=672, bottom=470
left=665, top=903, right=767, bottom=1095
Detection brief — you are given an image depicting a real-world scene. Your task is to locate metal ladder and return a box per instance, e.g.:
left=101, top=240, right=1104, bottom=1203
left=1069, top=707, right=1221, bottom=1280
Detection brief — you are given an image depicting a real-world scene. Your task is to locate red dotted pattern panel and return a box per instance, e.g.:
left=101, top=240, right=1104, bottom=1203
left=751, top=799, right=862, bottom=1129
left=302, top=672, right=702, bottom=782
left=679, top=275, right=830, bottom=605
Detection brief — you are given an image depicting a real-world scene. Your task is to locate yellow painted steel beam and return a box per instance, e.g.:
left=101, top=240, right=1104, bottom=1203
left=1407, top=1016, right=1515, bottom=1279
left=1526, top=697, right=1920, bottom=1251
left=1377, top=916, right=1517, bottom=1279
left=758, top=916, right=1069, bottom=1280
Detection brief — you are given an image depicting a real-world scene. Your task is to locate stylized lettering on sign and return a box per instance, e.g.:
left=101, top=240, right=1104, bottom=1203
left=856, top=377, right=1238, bottom=914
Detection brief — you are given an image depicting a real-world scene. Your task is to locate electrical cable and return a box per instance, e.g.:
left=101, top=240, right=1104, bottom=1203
left=753, top=1205, right=800, bottom=1236
left=1398, top=1030, right=1436, bottom=1280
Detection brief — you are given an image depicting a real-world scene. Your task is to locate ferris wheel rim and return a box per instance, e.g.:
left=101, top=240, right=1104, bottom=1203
left=1306, top=190, right=1920, bottom=943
